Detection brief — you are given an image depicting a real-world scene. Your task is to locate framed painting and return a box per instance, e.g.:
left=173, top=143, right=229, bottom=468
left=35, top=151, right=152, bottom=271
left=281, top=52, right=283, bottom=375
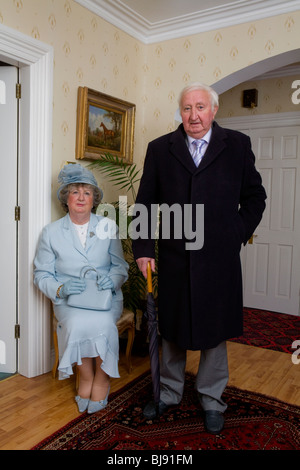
left=75, top=87, right=135, bottom=163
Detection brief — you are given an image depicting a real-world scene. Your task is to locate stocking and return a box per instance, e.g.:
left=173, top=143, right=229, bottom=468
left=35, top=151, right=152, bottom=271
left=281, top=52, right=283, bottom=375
left=77, top=358, right=94, bottom=399
left=90, top=357, right=110, bottom=401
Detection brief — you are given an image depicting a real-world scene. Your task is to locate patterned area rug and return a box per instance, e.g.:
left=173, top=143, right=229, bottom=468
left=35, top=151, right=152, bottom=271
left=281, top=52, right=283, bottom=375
left=231, top=308, right=300, bottom=354
left=32, top=371, right=300, bottom=451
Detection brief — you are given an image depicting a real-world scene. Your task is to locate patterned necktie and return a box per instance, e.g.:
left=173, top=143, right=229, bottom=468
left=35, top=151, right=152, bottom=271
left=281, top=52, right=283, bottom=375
left=191, top=139, right=206, bottom=167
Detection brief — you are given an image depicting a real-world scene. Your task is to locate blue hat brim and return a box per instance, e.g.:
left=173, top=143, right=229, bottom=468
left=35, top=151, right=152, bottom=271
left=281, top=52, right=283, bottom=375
left=57, top=163, right=103, bottom=200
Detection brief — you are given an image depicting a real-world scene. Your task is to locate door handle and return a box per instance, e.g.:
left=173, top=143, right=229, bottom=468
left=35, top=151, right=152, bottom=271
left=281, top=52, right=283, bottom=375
left=248, top=234, right=258, bottom=244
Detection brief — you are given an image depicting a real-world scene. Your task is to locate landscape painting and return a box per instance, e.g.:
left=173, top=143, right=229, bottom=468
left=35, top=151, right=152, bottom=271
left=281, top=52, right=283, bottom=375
left=88, top=104, right=122, bottom=153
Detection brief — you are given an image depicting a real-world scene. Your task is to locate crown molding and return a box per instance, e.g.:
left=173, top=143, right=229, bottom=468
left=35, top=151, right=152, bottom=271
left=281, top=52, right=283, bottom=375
left=74, top=0, right=300, bottom=44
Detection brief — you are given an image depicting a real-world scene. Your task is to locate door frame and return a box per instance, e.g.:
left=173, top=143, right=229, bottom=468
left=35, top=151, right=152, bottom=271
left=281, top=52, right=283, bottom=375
left=0, top=24, right=53, bottom=377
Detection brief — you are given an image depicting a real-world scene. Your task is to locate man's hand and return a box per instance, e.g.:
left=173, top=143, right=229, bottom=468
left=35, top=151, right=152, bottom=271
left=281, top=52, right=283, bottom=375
left=136, top=257, right=155, bottom=279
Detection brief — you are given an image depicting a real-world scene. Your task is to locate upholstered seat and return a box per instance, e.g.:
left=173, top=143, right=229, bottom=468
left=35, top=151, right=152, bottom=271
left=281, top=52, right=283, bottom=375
left=52, top=305, right=135, bottom=380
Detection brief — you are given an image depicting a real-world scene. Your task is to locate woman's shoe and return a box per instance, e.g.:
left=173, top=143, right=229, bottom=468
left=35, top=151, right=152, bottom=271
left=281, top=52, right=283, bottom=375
left=75, top=395, right=89, bottom=413
left=87, top=386, right=110, bottom=414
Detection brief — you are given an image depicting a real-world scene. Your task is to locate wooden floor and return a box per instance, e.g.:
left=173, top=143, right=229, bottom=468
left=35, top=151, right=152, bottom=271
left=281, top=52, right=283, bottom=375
left=0, top=341, right=299, bottom=450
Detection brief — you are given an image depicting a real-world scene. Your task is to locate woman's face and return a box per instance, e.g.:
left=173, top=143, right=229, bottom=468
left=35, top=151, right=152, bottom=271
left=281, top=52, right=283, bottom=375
left=67, top=184, right=94, bottom=221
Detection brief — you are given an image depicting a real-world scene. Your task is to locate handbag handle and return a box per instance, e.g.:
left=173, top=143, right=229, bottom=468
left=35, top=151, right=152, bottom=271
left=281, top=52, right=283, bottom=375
left=79, top=266, right=99, bottom=280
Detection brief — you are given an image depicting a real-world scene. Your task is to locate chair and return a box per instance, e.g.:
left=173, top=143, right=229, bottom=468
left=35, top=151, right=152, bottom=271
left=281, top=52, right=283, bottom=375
left=116, top=308, right=135, bottom=373
left=52, top=305, right=135, bottom=380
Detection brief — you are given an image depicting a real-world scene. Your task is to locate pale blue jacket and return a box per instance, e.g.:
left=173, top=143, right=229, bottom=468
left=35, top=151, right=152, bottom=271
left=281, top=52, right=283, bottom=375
left=34, top=213, right=128, bottom=305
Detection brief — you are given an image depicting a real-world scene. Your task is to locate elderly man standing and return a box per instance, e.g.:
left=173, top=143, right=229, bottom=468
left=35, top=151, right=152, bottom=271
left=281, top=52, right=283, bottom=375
left=132, top=83, right=266, bottom=434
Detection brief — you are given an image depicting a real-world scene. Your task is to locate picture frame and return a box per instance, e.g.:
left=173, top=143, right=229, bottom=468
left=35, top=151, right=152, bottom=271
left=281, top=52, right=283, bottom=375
left=75, top=87, right=135, bottom=164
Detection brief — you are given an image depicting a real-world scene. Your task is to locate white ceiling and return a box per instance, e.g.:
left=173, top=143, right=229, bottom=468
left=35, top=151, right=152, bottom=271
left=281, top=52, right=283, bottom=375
left=75, top=0, right=300, bottom=43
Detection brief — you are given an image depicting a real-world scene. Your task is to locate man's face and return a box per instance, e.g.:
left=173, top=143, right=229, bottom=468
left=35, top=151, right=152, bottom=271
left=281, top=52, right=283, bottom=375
left=180, top=89, right=218, bottom=139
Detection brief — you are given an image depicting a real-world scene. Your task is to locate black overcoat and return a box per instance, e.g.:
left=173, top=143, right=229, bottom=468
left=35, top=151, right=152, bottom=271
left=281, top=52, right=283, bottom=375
left=132, top=122, right=266, bottom=350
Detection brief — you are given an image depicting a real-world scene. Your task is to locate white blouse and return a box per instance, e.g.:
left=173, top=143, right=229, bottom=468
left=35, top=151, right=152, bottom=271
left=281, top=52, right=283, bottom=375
left=73, top=221, right=89, bottom=248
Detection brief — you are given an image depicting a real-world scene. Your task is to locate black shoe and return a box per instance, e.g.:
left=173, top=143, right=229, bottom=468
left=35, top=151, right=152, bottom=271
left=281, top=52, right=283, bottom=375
left=204, top=410, right=224, bottom=434
left=143, top=400, right=168, bottom=419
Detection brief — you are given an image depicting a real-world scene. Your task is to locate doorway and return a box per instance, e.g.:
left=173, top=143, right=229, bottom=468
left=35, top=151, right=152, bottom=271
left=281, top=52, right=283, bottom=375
left=218, top=112, right=300, bottom=315
left=0, top=23, right=53, bottom=377
left=0, top=64, right=18, bottom=375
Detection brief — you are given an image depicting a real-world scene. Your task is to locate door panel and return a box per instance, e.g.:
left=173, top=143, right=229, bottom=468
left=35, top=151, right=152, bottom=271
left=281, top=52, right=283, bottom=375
left=0, top=66, right=18, bottom=373
left=243, top=126, right=300, bottom=315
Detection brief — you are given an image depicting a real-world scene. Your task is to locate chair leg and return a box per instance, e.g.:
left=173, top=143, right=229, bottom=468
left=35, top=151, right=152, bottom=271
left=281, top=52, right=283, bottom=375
left=52, top=329, right=59, bottom=379
left=75, top=366, right=80, bottom=391
left=125, top=326, right=135, bottom=374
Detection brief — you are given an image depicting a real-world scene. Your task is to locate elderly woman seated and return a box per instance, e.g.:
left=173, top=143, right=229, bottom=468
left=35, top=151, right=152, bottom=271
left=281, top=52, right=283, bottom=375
left=34, top=163, right=128, bottom=414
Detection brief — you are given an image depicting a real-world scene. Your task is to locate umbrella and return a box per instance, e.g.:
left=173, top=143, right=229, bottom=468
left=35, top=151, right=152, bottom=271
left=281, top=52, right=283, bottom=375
left=144, top=261, right=160, bottom=407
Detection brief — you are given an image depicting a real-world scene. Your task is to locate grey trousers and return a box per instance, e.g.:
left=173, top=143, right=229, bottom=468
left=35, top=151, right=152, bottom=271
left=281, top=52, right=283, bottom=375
left=159, top=339, right=229, bottom=413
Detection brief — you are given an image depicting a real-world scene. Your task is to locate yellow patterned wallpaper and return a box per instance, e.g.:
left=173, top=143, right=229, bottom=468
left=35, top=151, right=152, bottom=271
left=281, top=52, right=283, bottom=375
left=142, top=15, right=299, bottom=145
left=0, top=0, right=299, bottom=219
left=218, top=74, right=299, bottom=118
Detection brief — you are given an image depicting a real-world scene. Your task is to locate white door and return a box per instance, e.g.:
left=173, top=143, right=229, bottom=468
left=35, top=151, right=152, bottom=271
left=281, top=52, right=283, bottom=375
left=0, top=66, right=18, bottom=373
left=243, top=124, right=300, bottom=315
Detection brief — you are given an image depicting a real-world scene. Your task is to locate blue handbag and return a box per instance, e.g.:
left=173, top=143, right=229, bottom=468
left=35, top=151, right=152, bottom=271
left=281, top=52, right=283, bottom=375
left=67, top=266, right=112, bottom=311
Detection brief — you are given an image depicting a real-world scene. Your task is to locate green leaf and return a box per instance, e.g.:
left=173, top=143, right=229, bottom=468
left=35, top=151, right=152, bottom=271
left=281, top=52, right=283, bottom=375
left=89, top=153, right=141, bottom=200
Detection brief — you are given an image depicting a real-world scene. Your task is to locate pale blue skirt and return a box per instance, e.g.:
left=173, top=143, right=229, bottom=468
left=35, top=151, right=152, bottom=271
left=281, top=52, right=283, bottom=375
left=54, top=297, right=123, bottom=380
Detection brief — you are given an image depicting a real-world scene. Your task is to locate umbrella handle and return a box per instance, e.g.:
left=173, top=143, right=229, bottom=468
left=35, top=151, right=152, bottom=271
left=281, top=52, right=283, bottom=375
left=147, top=261, right=153, bottom=293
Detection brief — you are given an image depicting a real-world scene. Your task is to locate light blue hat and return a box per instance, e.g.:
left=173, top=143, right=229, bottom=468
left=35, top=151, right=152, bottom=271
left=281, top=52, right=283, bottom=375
left=57, top=163, right=103, bottom=200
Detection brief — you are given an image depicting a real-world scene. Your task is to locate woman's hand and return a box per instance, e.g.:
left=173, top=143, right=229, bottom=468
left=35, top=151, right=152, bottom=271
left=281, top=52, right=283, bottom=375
left=59, top=279, right=86, bottom=298
left=97, top=275, right=114, bottom=290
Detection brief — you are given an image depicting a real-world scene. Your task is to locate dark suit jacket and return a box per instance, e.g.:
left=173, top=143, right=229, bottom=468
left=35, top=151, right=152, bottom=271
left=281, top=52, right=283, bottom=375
left=132, top=122, right=266, bottom=350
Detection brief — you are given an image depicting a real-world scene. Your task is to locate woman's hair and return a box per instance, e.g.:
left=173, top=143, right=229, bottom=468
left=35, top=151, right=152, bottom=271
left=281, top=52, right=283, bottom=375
left=178, top=82, right=219, bottom=111
left=59, top=183, right=102, bottom=213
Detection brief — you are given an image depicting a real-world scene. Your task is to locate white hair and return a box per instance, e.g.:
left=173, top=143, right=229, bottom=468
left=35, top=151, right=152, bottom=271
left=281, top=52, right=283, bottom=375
left=178, top=82, right=219, bottom=111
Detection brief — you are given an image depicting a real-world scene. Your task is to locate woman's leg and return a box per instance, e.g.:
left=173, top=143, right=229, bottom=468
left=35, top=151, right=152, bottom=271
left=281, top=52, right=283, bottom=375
left=87, top=357, right=111, bottom=414
left=78, top=357, right=110, bottom=400
left=77, top=357, right=94, bottom=399
left=90, top=357, right=110, bottom=401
